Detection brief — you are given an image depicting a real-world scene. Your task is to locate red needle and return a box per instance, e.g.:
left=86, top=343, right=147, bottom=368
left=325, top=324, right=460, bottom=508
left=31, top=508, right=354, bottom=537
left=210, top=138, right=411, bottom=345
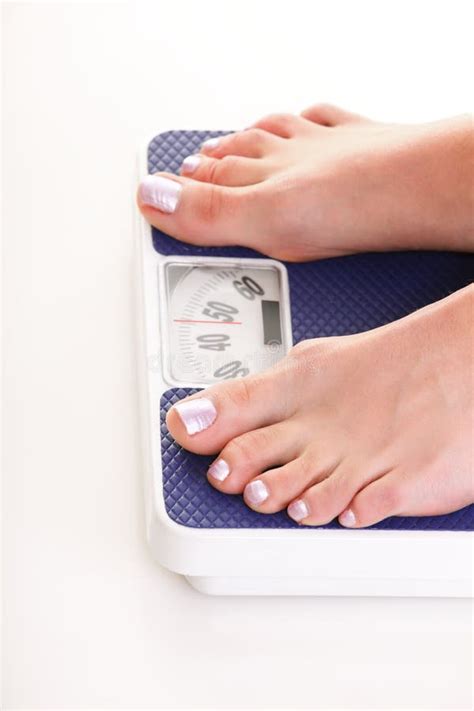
left=173, top=319, right=242, bottom=325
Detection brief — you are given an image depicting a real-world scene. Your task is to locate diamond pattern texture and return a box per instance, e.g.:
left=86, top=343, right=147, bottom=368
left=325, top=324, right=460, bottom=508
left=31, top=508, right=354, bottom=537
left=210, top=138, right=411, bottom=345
left=151, top=130, right=474, bottom=531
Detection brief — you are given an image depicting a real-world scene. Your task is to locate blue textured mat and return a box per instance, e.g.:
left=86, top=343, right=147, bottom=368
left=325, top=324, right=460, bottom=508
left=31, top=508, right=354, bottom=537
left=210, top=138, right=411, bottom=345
left=150, top=129, right=474, bottom=531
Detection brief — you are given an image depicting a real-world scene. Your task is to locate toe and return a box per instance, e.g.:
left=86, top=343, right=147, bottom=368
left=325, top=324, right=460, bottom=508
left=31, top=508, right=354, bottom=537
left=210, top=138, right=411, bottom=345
left=180, top=153, right=267, bottom=187
left=339, top=471, right=404, bottom=528
left=207, top=420, right=305, bottom=494
left=242, top=451, right=335, bottom=514
left=286, top=462, right=383, bottom=525
left=200, top=129, right=278, bottom=158
left=300, top=103, right=369, bottom=127
left=137, top=172, right=260, bottom=247
left=251, top=112, right=308, bottom=138
left=166, top=365, right=297, bottom=455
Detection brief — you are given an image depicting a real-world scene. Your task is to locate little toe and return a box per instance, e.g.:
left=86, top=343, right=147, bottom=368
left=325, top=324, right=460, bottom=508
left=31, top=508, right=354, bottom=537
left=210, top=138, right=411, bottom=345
left=251, top=112, right=308, bottom=138
left=180, top=153, right=267, bottom=187
left=201, top=129, right=279, bottom=159
left=207, top=420, right=305, bottom=494
left=166, top=366, right=297, bottom=455
left=286, top=462, right=382, bottom=525
left=300, top=103, right=369, bottom=127
left=339, top=471, right=404, bottom=528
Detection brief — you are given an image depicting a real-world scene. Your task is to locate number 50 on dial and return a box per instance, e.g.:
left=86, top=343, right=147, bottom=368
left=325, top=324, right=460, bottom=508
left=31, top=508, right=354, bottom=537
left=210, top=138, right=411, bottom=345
left=159, top=257, right=293, bottom=386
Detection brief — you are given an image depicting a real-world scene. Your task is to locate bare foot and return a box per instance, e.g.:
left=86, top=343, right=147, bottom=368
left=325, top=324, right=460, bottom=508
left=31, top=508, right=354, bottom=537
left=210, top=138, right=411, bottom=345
left=138, top=106, right=473, bottom=261
left=165, top=286, right=474, bottom=527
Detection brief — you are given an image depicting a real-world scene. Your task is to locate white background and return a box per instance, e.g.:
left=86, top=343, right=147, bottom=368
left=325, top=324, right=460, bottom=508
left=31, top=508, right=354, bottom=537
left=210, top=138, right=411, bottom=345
left=2, top=1, right=473, bottom=708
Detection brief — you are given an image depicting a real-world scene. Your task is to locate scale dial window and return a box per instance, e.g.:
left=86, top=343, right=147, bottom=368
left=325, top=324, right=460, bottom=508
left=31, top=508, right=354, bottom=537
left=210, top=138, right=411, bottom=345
left=160, top=258, right=292, bottom=386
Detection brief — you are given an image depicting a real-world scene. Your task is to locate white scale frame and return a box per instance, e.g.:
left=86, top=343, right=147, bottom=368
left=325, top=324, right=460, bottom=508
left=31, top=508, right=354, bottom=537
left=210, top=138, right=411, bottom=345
left=136, top=139, right=473, bottom=597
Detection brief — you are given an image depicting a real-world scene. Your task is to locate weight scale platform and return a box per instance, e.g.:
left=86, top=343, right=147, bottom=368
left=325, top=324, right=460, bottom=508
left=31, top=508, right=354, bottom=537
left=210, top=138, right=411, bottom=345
left=137, top=129, right=474, bottom=597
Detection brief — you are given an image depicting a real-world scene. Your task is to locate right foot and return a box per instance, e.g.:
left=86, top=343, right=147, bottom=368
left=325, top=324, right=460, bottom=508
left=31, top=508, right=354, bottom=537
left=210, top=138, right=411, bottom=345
left=138, top=107, right=473, bottom=260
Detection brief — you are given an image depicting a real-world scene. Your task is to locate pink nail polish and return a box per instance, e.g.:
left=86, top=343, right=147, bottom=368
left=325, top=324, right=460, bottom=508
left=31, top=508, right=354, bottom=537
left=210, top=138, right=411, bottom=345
left=173, top=397, right=217, bottom=435
left=181, top=155, right=201, bottom=174
left=244, top=480, right=269, bottom=505
left=139, top=175, right=182, bottom=213
left=339, top=508, right=356, bottom=527
left=288, top=499, right=309, bottom=522
left=208, top=459, right=230, bottom=482
left=201, top=137, right=220, bottom=150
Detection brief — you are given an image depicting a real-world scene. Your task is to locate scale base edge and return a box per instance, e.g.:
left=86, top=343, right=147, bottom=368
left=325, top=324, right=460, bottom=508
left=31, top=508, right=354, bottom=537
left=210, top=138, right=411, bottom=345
left=185, top=574, right=472, bottom=597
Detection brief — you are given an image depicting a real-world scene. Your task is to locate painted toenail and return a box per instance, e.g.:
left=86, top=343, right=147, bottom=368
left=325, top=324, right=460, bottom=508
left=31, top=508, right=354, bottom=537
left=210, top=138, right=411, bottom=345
left=172, top=397, right=217, bottom=435
left=201, top=137, right=220, bottom=150
left=181, top=155, right=201, bottom=174
left=287, top=499, right=309, bottom=522
left=244, top=480, right=269, bottom=505
left=339, top=508, right=356, bottom=527
left=139, top=175, right=182, bottom=213
left=208, top=458, right=230, bottom=482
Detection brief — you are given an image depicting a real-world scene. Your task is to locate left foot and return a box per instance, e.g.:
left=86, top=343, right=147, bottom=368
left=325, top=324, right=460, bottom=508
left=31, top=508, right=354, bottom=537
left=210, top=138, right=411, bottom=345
left=165, top=286, right=474, bottom=527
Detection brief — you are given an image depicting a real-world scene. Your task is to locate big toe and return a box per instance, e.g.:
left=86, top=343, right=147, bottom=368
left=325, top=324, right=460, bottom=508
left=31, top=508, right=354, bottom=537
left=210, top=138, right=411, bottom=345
left=166, top=365, right=297, bottom=455
left=138, top=172, right=264, bottom=248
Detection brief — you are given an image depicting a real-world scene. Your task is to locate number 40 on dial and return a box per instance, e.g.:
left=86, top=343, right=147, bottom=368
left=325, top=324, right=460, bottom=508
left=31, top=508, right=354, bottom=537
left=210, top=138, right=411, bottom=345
left=160, top=258, right=292, bottom=386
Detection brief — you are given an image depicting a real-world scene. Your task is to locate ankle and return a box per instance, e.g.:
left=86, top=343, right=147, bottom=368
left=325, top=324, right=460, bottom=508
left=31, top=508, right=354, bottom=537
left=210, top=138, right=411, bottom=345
left=396, top=115, right=473, bottom=250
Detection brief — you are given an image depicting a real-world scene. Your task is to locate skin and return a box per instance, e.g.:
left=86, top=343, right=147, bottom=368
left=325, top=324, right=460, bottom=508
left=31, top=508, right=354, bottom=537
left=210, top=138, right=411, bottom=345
left=164, top=286, right=473, bottom=527
left=138, top=105, right=474, bottom=259
left=137, top=104, right=474, bottom=526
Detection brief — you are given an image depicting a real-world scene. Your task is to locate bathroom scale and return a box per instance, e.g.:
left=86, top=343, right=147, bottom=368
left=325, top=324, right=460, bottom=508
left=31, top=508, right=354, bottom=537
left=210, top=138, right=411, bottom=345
left=136, top=129, right=474, bottom=597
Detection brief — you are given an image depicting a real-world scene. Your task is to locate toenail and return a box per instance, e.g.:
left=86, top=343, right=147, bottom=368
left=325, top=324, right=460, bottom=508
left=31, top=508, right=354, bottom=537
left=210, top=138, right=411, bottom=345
left=172, top=397, right=217, bottom=435
left=244, top=480, right=269, bottom=506
left=339, top=508, right=356, bottom=527
left=139, top=175, right=182, bottom=213
left=181, top=155, right=201, bottom=174
left=201, top=137, right=220, bottom=150
left=287, top=499, right=309, bottom=523
left=208, top=458, right=230, bottom=482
